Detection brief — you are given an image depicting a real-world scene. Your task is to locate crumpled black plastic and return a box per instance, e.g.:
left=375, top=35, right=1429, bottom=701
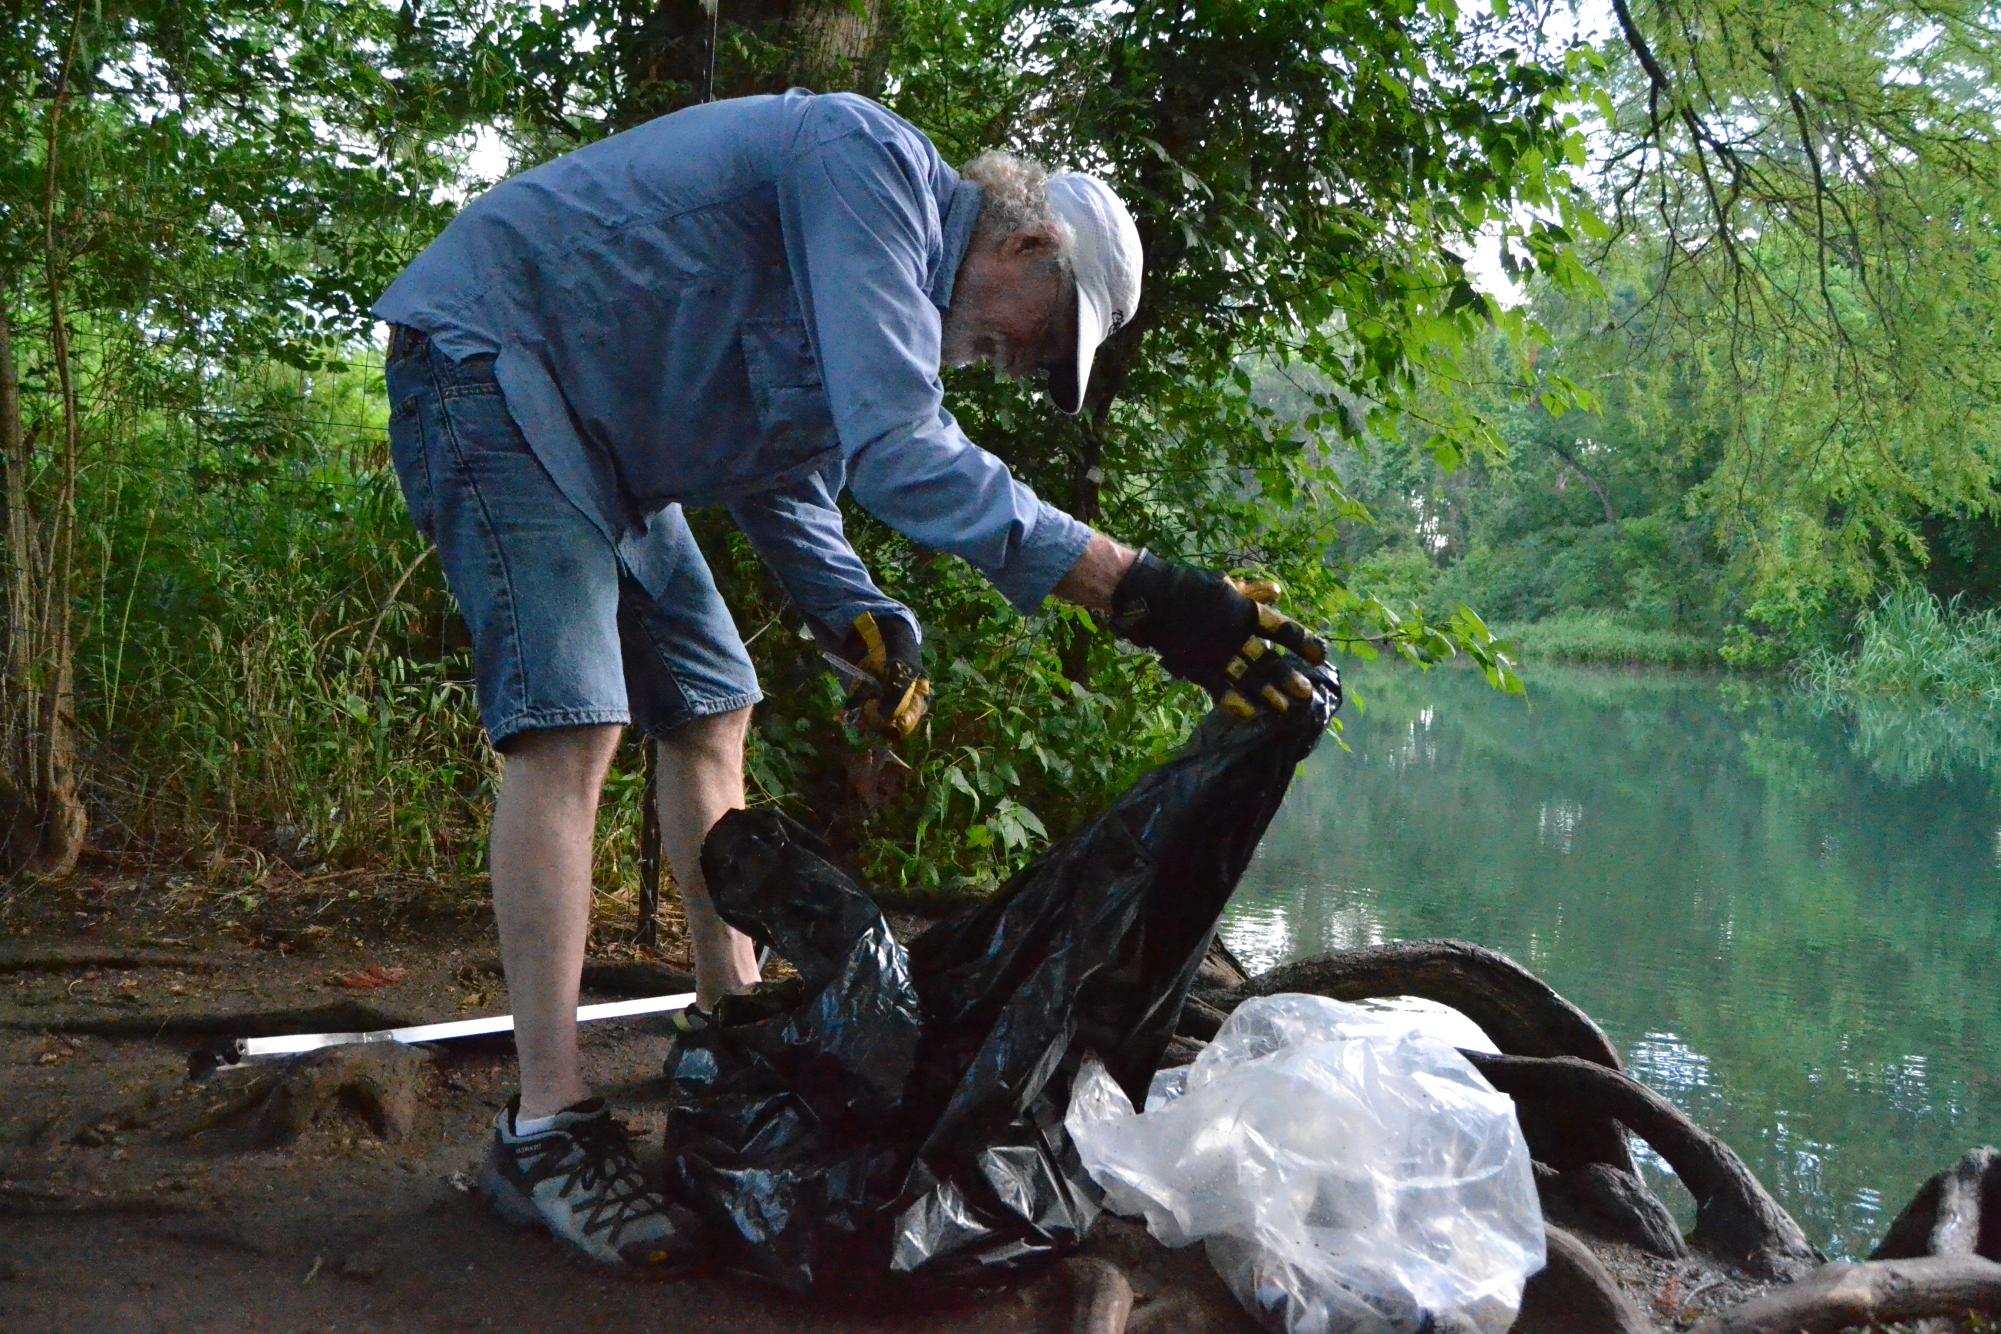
left=664, top=663, right=1341, bottom=1295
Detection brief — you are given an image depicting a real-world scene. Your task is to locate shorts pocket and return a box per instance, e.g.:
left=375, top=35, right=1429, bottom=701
left=386, top=386, right=438, bottom=542
left=438, top=353, right=504, bottom=400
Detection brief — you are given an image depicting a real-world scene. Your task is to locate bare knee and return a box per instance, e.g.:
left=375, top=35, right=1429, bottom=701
left=655, top=707, right=751, bottom=771
left=502, top=723, right=623, bottom=801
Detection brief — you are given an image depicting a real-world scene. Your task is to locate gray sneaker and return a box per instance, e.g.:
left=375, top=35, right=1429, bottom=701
left=479, top=1097, right=706, bottom=1268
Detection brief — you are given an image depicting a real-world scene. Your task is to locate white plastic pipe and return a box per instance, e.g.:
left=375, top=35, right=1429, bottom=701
left=232, top=991, right=699, bottom=1060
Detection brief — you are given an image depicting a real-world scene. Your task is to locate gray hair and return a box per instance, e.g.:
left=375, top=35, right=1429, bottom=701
left=962, top=150, right=1072, bottom=271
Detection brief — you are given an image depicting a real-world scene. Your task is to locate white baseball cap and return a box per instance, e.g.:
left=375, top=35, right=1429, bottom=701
left=1044, top=172, right=1142, bottom=416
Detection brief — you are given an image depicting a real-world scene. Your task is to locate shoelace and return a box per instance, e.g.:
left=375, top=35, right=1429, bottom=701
left=544, top=1116, right=665, bottom=1242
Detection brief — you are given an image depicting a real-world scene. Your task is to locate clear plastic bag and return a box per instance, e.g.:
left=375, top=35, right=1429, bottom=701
left=1066, top=994, right=1546, bottom=1334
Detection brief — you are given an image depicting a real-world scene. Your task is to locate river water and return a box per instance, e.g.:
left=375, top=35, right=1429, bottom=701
left=1221, top=660, right=2001, bottom=1260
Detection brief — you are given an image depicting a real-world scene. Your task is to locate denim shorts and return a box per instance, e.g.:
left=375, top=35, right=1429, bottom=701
left=383, top=330, right=761, bottom=749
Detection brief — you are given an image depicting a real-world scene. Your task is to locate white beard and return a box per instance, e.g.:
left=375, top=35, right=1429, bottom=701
left=939, top=299, right=995, bottom=370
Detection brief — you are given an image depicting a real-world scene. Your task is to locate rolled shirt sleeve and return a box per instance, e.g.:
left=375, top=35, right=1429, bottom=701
left=775, top=107, right=1093, bottom=615
left=728, top=462, right=920, bottom=651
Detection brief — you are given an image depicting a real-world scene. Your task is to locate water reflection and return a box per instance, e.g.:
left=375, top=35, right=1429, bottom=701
left=1820, top=693, right=2001, bottom=785
left=1626, top=1031, right=1712, bottom=1098
left=1535, top=799, right=1583, bottom=854
left=1225, top=661, right=2001, bottom=1260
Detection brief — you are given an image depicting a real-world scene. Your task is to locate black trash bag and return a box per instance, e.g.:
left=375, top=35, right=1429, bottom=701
left=666, top=663, right=1341, bottom=1296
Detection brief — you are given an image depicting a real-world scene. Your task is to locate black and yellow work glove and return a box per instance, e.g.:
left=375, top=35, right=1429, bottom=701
left=1109, top=552, right=1330, bottom=719
left=834, top=612, right=931, bottom=742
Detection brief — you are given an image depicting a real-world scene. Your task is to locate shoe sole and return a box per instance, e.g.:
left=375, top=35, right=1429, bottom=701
left=478, top=1157, right=549, bottom=1232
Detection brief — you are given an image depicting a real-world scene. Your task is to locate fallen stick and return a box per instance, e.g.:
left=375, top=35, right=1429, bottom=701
left=230, top=991, right=697, bottom=1060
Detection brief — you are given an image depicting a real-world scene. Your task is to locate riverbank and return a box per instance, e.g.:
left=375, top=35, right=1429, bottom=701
left=12, top=858, right=1994, bottom=1330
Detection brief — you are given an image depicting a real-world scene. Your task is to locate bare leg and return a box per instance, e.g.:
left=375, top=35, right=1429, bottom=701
left=490, top=723, right=622, bottom=1120
left=654, top=707, right=761, bottom=1008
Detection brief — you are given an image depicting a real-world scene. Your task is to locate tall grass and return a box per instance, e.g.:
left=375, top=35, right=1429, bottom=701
left=101, top=549, right=493, bottom=874
left=66, top=352, right=660, bottom=887
left=1489, top=611, right=1720, bottom=668
left=1794, top=587, right=2001, bottom=700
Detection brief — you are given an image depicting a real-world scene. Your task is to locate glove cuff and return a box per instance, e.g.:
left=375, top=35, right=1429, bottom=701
left=1108, top=551, right=1172, bottom=650
left=841, top=612, right=921, bottom=676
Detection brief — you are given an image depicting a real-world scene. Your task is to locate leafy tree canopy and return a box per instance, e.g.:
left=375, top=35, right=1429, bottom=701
left=3, top=0, right=1995, bottom=881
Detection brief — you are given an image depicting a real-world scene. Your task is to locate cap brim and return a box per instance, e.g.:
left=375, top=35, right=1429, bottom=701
left=1048, top=282, right=1110, bottom=416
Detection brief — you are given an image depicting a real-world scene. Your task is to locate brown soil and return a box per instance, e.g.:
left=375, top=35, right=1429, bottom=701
left=0, top=870, right=1234, bottom=1332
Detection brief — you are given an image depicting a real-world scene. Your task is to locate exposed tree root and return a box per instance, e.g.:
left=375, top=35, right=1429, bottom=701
left=0, top=945, right=222, bottom=973
left=0, top=1184, right=191, bottom=1217
left=1060, top=1256, right=1136, bottom=1334
left=1536, top=1161, right=1688, bottom=1259
left=1513, top=1224, right=1654, bottom=1334
left=471, top=956, right=696, bottom=997
left=1464, top=1050, right=1819, bottom=1278
left=1235, top=940, right=1634, bottom=1174
left=1172, top=992, right=1233, bottom=1042
left=579, top=960, right=696, bottom=996
left=1690, top=1254, right=2001, bottom=1333
left=1085, top=1214, right=1256, bottom=1333
left=1236, top=940, right=1622, bottom=1068
left=1873, top=1146, right=2001, bottom=1262
left=1191, top=937, right=1251, bottom=996
left=1157, top=1033, right=1207, bottom=1070
left=243, top=1045, right=434, bottom=1145
left=34, top=1044, right=434, bottom=1148
left=1181, top=946, right=2001, bottom=1332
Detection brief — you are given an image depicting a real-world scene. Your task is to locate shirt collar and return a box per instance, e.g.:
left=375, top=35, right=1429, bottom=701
left=932, top=178, right=983, bottom=311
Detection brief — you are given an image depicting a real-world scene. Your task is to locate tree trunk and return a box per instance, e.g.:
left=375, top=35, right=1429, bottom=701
left=25, top=28, right=87, bottom=879
left=0, top=9, right=89, bottom=879
left=613, top=0, right=891, bottom=913
left=0, top=290, right=39, bottom=870
left=612, top=0, right=891, bottom=129
left=1545, top=438, right=1618, bottom=524
left=1057, top=419, right=1106, bottom=684
left=1056, top=273, right=1149, bottom=684
left=636, top=747, right=661, bottom=944
left=33, top=237, right=85, bottom=879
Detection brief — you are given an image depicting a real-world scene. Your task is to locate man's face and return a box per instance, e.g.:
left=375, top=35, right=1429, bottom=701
left=941, top=228, right=1076, bottom=383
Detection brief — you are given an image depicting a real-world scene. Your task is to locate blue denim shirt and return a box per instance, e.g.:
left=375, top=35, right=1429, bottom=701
left=372, top=90, right=1093, bottom=638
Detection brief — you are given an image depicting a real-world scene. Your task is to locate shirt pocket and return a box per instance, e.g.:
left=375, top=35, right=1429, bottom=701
left=740, top=317, right=838, bottom=476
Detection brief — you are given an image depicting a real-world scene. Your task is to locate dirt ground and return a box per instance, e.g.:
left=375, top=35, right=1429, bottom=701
left=0, top=869, right=1248, bottom=1333
left=22, top=869, right=1934, bottom=1334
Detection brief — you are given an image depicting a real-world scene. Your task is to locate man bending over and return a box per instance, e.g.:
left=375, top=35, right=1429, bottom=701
left=373, top=89, right=1323, bottom=1267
